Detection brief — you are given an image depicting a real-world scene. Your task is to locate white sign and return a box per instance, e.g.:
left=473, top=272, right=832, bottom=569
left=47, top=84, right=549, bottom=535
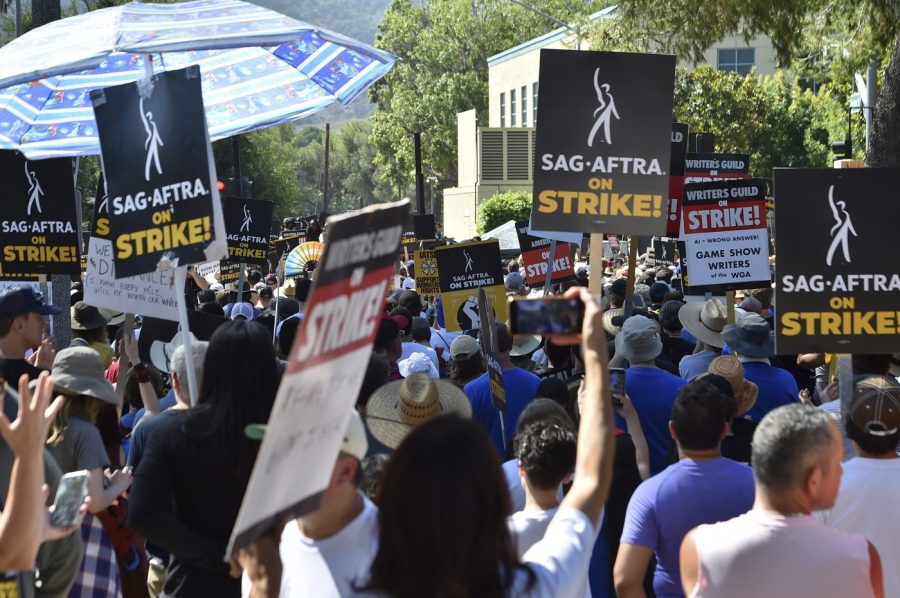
left=83, top=237, right=179, bottom=320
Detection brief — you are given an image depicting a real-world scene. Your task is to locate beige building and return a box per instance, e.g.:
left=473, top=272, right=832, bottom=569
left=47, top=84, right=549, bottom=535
left=443, top=9, right=778, bottom=240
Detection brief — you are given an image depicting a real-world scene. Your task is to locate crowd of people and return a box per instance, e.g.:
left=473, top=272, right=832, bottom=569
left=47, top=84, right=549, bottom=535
left=0, top=244, right=896, bottom=598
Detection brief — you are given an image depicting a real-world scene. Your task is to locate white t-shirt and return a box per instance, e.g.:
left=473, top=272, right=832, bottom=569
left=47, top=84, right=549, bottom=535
left=353, top=507, right=598, bottom=598
left=509, top=508, right=558, bottom=559
left=503, top=459, right=527, bottom=512
left=815, top=457, right=900, bottom=597
left=399, top=342, right=439, bottom=371
left=242, top=495, right=378, bottom=598
left=690, top=509, right=873, bottom=598
left=430, top=328, right=461, bottom=358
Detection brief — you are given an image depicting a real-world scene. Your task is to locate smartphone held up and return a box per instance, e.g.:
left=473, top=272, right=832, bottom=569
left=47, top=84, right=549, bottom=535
left=50, top=470, right=89, bottom=528
left=508, top=297, right=585, bottom=337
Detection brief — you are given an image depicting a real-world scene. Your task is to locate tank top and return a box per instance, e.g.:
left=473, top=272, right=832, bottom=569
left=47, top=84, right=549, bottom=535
left=690, top=509, right=873, bottom=598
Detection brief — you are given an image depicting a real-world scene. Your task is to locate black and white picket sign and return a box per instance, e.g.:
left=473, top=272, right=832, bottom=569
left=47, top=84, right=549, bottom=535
left=775, top=168, right=900, bottom=354
left=530, top=49, right=676, bottom=235
left=0, top=151, right=80, bottom=275
left=92, top=66, right=226, bottom=278
left=222, top=196, right=274, bottom=266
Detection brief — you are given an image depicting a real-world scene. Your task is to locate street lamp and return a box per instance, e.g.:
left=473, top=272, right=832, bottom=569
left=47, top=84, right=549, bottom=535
left=508, top=0, right=581, bottom=50
left=426, top=175, right=438, bottom=215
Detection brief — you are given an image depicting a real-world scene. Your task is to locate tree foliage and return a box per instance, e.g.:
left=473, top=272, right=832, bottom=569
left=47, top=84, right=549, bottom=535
left=370, top=0, right=605, bottom=192
left=673, top=66, right=862, bottom=178
left=476, top=191, right=532, bottom=235
left=585, top=0, right=900, bottom=166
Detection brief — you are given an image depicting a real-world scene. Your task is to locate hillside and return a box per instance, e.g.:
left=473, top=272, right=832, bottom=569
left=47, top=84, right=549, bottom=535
left=251, top=0, right=392, bottom=126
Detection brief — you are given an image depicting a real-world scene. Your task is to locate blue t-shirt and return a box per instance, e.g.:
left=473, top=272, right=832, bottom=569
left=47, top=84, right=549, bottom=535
left=742, top=361, right=799, bottom=422
left=622, top=367, right=686, bottom=475
left=678, top=350, right=718, bottom=382
left=621, top=458, right=755, bottom=597
left=465, top=367, right=540, bottom=456
left=121, top=389, right=177, bottom=431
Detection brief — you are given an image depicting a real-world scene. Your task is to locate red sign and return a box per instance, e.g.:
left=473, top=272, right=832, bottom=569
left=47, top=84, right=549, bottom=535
left=521, top=243, right=577, bottom=286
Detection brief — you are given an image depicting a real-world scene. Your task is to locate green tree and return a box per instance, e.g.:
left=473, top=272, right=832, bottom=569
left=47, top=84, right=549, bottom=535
left=476, top=191, right=532, bottom=235
left=673, top=66, right=861, bottom=177
left=586, top=0, right=900, bottom=167
left=370, top=0, right=604, bottom=192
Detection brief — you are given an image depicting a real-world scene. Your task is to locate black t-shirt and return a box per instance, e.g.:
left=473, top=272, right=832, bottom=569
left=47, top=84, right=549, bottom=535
left=128, top=412, right=245, bottom=597
left=2, top=359, right=44, bottom=386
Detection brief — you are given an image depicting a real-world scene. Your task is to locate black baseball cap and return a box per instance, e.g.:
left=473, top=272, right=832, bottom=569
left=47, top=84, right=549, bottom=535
left=0, top=287, right=62, bottom=320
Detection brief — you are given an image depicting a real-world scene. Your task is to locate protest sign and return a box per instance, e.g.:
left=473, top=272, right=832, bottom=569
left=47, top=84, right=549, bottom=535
left=774, top=169, right=900, bottom=354
left=681, top=178, right=769, bottom=293
left=666, top=123, right=689, bottom=236
left=223, top=197, right=274, bottom=266
left=218, top=261, right=243, bottom=285
left=91, top=66, right=226, bottom=279
left=608, top=234, right=620, bottom=254
left=434, top=240, right=508, bottom=332
left=515, top=221, right=577, bottom=286
left=478, top=287, right=506, bottom=414
left=0, top=151, right=80, bottom=276
left=530, top=49, right=676, bottom=235
left=413, top=249, right=440, bottom=295
left=401, top=213, right=436, bottom=247
left=194, top=260, right=220, bottom=282
left=229, top=199, right=409, bottom=554
left=84, top=178, right=179, bottom=320
left=137, top=309, right=227, bottom=367
left=653, top=238, right=677, bottom=267
left=684, top=153, right=750, bottom=184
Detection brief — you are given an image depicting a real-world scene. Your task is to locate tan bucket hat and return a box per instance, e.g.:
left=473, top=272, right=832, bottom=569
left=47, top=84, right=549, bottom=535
left=678, top=299, right=728, bottom=348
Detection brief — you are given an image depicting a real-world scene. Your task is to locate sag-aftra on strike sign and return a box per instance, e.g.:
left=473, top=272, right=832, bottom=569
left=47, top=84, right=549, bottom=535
left=530, top=50, right=675, bottom=235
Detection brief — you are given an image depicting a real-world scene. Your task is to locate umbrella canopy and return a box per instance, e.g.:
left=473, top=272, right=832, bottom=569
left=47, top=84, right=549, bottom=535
left=0, top=0, right=395, bottom=159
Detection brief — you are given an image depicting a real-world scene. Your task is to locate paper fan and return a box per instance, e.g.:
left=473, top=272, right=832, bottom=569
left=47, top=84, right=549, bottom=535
left=285, top=242, right=324, bottom=277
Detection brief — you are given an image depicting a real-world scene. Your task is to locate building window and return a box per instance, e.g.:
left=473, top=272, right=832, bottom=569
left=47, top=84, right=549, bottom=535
left=717, top=48, right=755, bottom=76
left=510, top=88, right=517, bottom=127
left=521, top=85, right=527, bottom=127
left=500, top=92, right=505, bottom=127
left=532, top=82, right=538, bottom=126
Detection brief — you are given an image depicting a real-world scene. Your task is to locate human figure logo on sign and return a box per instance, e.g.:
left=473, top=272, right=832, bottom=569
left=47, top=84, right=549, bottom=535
left=826, top=185, right=857, bottom=266
left=588, top=68, right=619, bottom=147
left=24, top=160, right=43, bottom=216
left=464, top=249, right=474, bottom=273
left=241, top=204, right=253, bottom=233
left=140, top=96, right=164, bottom=181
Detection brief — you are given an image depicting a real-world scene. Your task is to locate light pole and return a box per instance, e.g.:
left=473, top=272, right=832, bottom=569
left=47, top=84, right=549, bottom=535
left=426, top=175, right=438, bottom=215
left=508, top=0, right=581, bottom=50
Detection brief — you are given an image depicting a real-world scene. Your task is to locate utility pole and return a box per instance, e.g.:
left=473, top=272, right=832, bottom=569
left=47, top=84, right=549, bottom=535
left=322, top=123, right=330, bottom=215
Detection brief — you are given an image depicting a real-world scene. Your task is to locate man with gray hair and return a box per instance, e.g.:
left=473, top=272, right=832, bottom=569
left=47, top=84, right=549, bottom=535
left=127, top=340, right=208, bottom=598
left=679, top=403, right=883, bottom=597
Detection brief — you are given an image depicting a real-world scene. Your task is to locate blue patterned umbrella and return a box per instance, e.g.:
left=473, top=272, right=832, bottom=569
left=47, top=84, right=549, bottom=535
left=0, top=0, right=395, bottom=159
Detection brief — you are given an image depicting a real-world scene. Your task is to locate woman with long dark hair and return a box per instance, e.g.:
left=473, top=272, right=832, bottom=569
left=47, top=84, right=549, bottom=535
left=129, top=321, right=278, bottom=597
left=362, top=287, right=615, bottom=597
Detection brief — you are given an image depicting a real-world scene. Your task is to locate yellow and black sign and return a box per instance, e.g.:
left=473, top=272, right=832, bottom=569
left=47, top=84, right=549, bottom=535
left=775, top=168, right=900, bottom=354
left=414, top=248, right=440, bottom=295
left=223, top=196, right=274, bottom=266
left=530, top=49, right=676, bottom=235
left=434, top=240, right=508, bottom=332
left=0, top=151, right=80, bottom=275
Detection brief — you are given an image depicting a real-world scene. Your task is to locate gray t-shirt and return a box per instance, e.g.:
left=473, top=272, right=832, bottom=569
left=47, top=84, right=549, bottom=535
left=46, top=416, right=110, bottom=474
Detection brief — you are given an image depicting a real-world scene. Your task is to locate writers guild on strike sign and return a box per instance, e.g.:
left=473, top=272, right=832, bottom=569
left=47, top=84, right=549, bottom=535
left=530, top=49, right=675, bottom=235
left=229, top=200, right=409, bottom=556
left=681, top=178, right=769, bottom=293
left=222, top=197, right=274, bottom=266
left=92, top=65, right=226, bottom=279
left=774, top=168, right=900, bottom=354
left=0, top=151, right=80, bottom=275
left=515, top=220, right=577, bottom=286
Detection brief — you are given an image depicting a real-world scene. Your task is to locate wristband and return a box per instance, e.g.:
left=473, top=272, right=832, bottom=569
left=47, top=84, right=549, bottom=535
left=132, top=362, right=151, bottom=383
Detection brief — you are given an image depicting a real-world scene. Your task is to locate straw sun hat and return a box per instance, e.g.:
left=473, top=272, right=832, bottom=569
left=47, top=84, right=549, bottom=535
left=364, top=373, right=472, bottom=448
left=699, top=355, right=758, bottom=416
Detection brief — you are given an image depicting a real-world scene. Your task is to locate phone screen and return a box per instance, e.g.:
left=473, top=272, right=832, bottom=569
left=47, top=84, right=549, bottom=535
left=50, top=470, right=89, bottom=528
left=510, top=298, right=584, bottom=336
